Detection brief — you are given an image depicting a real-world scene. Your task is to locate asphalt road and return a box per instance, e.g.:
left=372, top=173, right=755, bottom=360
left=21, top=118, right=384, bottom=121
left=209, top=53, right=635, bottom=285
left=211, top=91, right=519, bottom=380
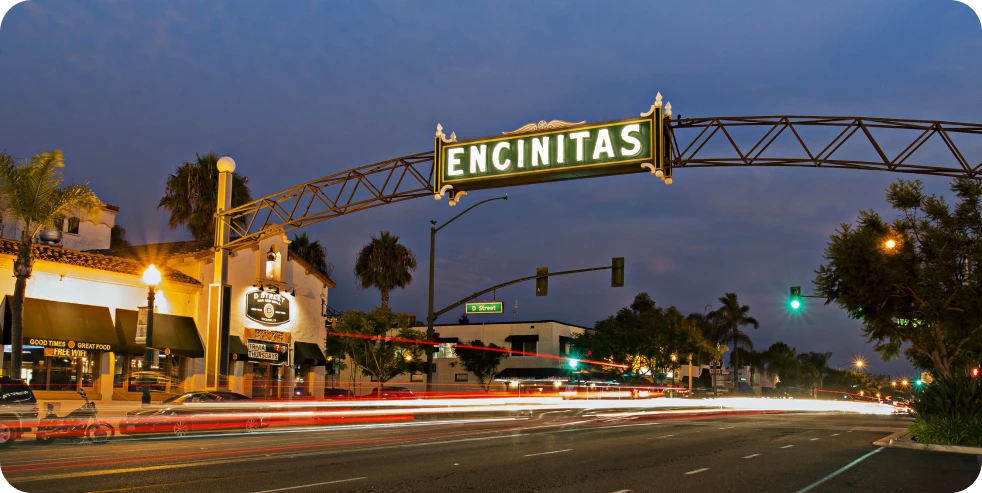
left=1, top=412, right=979, bottom=493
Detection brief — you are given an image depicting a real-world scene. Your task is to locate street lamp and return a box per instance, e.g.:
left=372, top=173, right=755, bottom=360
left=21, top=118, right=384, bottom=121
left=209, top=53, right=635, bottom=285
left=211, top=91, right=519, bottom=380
left=884, top=239, right=897, bottom=250
left=141, top=264, right=162, bottom=406
left=426, top=194, right=508, bottom=394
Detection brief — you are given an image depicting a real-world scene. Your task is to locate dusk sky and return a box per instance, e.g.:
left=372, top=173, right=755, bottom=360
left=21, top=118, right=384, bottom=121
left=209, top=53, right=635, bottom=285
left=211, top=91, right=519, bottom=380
left=2, top=0, right=981, bottom=378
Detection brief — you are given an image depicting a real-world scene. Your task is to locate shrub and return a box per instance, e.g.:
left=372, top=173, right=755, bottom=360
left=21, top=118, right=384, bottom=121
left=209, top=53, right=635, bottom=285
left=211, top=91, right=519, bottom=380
left=908, top=376, right=982, bottom=446
left=909, top=416, right=982, bottom=447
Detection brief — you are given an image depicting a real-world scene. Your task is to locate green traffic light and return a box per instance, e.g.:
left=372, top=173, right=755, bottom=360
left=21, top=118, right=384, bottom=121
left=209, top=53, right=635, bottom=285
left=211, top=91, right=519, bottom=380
left=568, top=359, right=579, bottom=369
left=790, top=299, right=801, bottom=310
left=915, top=379, right=923, bottom=386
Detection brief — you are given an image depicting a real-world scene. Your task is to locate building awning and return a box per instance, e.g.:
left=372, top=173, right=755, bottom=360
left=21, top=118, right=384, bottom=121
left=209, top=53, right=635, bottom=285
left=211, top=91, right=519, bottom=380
left=229, top=337, right=248, bottom=357
left=504, top=334, right=539, bottom=343
left=2, top=296, right=120, bottom=351
left=436, top=337, right=460, bottom=343
left=114, top=309, right=204, bottom=358
left=294, top=342, right=327, bottom=366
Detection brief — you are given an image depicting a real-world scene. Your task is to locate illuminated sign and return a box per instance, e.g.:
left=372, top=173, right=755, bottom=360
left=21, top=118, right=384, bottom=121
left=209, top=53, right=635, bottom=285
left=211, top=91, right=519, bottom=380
left=244, top=327, right=291, bottom=344
left=27, top=338, right=114, bottom=352
left=465, top=302, right=503, bottom=314
left=246, top=290, right=290, bottom=325
left=246, top=339, right=289, bottom=365
left=434, top=95, right=671, bottom=202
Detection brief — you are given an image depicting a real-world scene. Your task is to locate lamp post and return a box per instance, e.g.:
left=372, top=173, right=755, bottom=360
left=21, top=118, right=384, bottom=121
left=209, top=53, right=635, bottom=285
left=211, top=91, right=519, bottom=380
left=426, top=194, right=508, bottom=394
left=142, top=264, right=162, bottom=406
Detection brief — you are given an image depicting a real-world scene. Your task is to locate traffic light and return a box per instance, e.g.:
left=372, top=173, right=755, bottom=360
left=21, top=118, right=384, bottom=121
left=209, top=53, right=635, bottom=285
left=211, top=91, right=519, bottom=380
left=790, top=286, right=802, bottom=311
left=568, top=359, right=579, bottom=369
left=536, top=267, right=548, bottom=296
left=611, top=257, right=624, bottom=287
left=971, top=367, right=980, bottom=378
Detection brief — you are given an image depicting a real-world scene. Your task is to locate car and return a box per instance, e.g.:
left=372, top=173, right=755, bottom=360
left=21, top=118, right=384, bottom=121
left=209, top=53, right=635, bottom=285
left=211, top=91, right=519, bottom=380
left=120, top=391, right=269, bottom=437
left=0, top=377, right=39, bottom=448
left=324, top=388, right=355, bottom=400
left=363, top=386, right=416, bottom=400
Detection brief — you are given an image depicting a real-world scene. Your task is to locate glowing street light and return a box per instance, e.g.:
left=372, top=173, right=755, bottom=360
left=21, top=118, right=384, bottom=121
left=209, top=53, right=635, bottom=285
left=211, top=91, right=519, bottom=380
left=141, top=264, right=161, bottom=406
left=884, top=239, right=897, bottom=250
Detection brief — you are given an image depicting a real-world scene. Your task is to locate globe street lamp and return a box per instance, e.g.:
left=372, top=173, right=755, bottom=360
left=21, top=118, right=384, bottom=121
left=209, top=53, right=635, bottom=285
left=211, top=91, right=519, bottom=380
left=142, top=264, right=162, bottom=406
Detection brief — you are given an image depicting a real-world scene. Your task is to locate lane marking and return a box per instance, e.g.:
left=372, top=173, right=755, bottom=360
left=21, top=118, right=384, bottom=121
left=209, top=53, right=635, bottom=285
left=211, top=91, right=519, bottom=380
left=831, top=433, right=840, bottom=436
left=743, top=454, right=760, bottom=459
left=253, top=477, right=366, bottom=493
left=647, top=434, right=674, bottom=439
left=810, top=438, right=820, bottom=441
left=685, top=468, right=710, bottom=475
left=794, top=447, right=885, bottom=493
left=781, top=445, right=794, bottom=449
left=612, top=490, right=632, bottom=493
left=524, top=449, right=573, bottom=457
left=719, top=427, right=734, bottom=430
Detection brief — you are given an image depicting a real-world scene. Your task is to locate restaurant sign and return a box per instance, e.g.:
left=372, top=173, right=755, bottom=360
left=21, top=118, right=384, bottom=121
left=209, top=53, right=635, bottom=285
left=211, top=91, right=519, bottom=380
left=246, top=290, right=290, bottom=325
left=433, top=94, right=672, bottom=204
left=246, top=339, right=289, bottom=365
left=28, top=338, right=114, bottom=357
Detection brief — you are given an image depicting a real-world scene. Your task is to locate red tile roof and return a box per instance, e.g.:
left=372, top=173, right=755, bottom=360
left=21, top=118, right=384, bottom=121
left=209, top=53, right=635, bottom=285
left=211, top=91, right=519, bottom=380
left=0, top=239, right=200, bottom=285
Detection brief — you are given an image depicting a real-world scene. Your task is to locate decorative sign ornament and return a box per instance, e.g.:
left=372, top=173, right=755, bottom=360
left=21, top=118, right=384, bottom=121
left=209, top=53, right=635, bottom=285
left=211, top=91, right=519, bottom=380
left=433, top=94, right=673, bottom=206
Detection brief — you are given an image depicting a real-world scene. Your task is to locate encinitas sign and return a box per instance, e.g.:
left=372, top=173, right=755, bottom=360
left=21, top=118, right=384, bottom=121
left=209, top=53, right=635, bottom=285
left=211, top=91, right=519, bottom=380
left=433, top=94, right=673, bottom=204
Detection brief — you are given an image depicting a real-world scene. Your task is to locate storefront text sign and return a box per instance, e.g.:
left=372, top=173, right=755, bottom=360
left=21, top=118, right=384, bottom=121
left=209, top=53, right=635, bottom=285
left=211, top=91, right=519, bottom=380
left=244, top=327, right=292, bottom=344
left=245, top=290, right=290, bottom=325
left=28, top=338, right=113, bottom=352
left=246, top=339, right=289, bottom=365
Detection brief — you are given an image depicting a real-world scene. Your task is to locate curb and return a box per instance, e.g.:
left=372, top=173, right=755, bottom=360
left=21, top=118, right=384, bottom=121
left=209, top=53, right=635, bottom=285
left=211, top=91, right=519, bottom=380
left=883, top=437, right=982, bottom=456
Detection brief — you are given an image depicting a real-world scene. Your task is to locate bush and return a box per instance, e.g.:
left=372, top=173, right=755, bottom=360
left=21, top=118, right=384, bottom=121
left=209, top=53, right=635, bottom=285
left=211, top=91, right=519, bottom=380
left=908, top=376, right=982, bottom=446
left=909, top=416, right=982, bottom=447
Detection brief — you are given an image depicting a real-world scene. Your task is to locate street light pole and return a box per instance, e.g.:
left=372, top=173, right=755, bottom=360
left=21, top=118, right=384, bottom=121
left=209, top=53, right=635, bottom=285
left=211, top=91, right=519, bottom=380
left=426, top=194, right=508, bottom=394
left=142, top=265, right=162, bottom=406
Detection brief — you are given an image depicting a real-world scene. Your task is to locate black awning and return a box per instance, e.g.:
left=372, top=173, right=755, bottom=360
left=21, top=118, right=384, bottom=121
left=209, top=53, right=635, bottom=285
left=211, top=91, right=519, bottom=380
left=229, top=336, right=248, bottom=357
left=2, top=296, right=120, bottom=350
left=504, top=334, right=539, bottom=343
left=294, top=342, right=327, bottom=366
left=114, top=309, right=204, bottom=358
left=435, top=337, right=460, bottom=343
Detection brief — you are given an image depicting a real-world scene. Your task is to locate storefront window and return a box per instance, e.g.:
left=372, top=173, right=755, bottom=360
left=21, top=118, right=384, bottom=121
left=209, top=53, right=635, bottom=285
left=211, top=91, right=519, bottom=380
left=24, top=348, right=101, bottom=391
left=293, top=364, right=311, bottom=397
left=435, top=343, right=456, bottom=359
left=113, top=353, right=187, bottom=394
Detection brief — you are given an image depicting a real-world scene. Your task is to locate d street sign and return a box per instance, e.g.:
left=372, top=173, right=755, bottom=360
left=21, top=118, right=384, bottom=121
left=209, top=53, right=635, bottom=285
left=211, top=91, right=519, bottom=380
left=465, top=302, right=503, bottom=314
left=434, top=94, right=673, bottom=204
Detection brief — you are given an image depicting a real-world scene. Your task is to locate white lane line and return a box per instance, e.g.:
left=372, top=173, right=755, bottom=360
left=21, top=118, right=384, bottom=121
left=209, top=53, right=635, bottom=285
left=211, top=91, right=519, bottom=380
left=831, top=433, right=840, bottom=436
left=253, top=477, right=366, bottom=493
left=648, top=434, right=674, bottom=439
left=611, top=490, right=632, bottom=493
left=743, top=454, right=760, bottom=459
left=795, top=447, right=885, bottom=493
left=719, top=427, right=734, bottom=430
left=810, top=438, right=820, bottom=441
left=524, top=449, right=573, bottom=457
left=685, top=468, right=710, bottom=475
left=781, top=445, right=795, bottom=449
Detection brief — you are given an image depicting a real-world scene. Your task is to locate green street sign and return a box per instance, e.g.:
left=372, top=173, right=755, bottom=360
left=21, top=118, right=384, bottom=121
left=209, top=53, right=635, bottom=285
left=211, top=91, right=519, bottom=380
left=465, top=302, right=503, bottom=314
left=434, top=95, right=672, bottom=203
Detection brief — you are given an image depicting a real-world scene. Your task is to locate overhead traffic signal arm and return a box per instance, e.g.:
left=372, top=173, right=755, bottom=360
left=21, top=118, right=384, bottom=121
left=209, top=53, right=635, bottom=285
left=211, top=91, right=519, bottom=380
left=433, top=259, right=623, bottom=321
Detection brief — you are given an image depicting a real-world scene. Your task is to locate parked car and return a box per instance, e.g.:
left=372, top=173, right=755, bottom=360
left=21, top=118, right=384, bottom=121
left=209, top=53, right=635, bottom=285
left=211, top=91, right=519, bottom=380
left=0, top=377, right=39, bottom=448
left=363, top=386, right=417, bottom=400
left=324, top=388, right=355, bottom=400
left=120, top=391, right=269, bottom=437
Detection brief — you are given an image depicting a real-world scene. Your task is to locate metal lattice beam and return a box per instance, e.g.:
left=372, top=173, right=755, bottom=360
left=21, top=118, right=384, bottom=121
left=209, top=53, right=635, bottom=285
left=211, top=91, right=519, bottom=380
left=667, top=116, right=982, bottom=178
left=217, top=116, right=982, bottom=251
left=219, top=151, right=433, bottom=250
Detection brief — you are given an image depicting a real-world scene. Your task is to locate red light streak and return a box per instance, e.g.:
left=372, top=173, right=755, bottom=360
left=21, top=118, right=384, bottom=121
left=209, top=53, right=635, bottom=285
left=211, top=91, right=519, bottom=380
left=326, top=331, right=628, bottom=368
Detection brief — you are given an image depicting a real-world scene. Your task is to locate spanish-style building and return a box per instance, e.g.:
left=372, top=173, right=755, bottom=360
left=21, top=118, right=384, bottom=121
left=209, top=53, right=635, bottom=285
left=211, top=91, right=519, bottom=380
left=0, top=204, right=335, bottom=411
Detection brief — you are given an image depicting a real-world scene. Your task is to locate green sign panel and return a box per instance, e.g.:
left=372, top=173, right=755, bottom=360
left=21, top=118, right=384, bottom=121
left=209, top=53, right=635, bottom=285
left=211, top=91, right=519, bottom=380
left=465, top=302, right=503, bottom=314
left=434, top=95, right=672, bottom=203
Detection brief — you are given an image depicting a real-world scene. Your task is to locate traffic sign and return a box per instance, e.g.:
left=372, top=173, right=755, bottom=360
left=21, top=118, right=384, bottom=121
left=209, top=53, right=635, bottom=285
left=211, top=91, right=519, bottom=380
left=465, top=302, right=503, bottom=314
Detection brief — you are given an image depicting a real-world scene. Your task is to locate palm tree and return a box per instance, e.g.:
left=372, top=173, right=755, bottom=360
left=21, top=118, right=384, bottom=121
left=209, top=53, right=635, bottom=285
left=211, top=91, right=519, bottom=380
left=715, top=293, right=759, bottom=389
left=157, top=152, right=252, bottom=241
left=0, top=150, right=101, bottom=375
left=763, top=342, right=799, bottom=389
left=797, top=351, right=832, bottom=398
left=290, top=232, right=330, bottom=275
left=353, top=231, right=417, bottom=309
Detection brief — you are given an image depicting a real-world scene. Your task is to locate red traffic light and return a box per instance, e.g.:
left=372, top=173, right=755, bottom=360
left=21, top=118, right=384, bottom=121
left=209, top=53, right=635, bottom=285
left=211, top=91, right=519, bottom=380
left=972, top=367, right=980, bottom=378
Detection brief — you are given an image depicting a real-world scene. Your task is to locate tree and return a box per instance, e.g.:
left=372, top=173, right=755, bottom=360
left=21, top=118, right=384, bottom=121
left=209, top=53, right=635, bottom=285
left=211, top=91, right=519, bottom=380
left=353, top=231, right=417, bottom=309
left=290, top=232, right=330, bottom=275
left=329, top=306, right=425, bottom=395
left=0, top=150, right=101, bottom=375
left=157, top=152, right=252, bottom=241
left=714, top=293, right=759, bottom=389
left=797, top=351, right=832, bottom=397
left=814, top=178, right=982, bottom=380
left=110, top=224, right=130, bottom=248
left=453, top=340, right=509, bottom=392
left=763, top=342, right=799, bottom=388
left=458, top=313, right=470, bottom=324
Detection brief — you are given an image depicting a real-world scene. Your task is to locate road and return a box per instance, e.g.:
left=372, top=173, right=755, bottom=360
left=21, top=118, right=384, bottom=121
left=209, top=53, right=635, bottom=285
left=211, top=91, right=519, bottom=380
left=1, top=411, right=979, bottom=493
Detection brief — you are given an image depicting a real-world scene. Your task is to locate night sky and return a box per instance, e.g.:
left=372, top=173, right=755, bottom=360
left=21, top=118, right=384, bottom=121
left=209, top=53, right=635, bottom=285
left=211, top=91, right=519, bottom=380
left=2, top=1, right=980, bottom=378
